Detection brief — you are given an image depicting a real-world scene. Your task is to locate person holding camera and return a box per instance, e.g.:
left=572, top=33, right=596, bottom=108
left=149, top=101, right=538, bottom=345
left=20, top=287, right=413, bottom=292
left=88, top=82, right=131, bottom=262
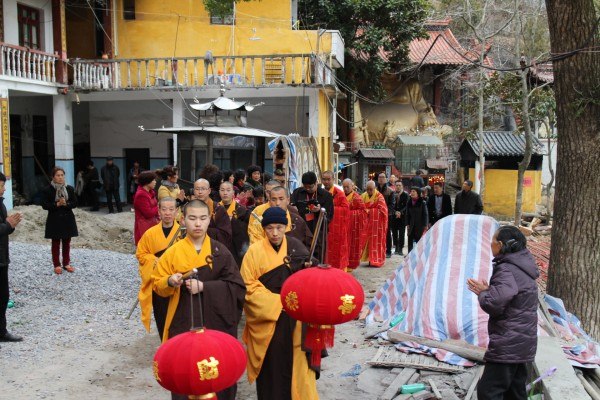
left=41, top=167, right=79, bottom=275
left=290, top=172, right=333, bottom=260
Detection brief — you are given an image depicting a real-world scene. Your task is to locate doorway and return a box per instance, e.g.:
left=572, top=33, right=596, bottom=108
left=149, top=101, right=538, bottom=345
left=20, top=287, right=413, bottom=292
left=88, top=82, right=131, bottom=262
left=124, top=148, right=150, bottom=203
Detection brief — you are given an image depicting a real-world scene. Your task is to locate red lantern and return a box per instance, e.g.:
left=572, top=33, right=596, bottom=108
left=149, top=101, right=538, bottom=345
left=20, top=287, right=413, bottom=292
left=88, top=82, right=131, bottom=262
left=280, top=265, right=364, bottom=367
left=153, top=329, right=247, bottom=399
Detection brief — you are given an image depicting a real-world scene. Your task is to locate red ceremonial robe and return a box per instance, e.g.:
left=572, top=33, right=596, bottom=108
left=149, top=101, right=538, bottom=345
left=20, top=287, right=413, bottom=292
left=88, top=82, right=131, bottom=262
left=325, top=186, right=350, bottom=270
left=346, top=191, right=367, bottom=270
left=361, top=190, right=388, bottom=267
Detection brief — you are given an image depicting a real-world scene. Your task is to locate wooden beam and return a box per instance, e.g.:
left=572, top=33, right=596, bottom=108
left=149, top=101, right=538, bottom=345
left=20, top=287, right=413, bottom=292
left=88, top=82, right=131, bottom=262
left=464, top=366, right=483, bottom=400
left=381, top=368, right=417, bottom=400
left=428, top=379, right=442, bottom=399
left=387, top=330, right=486, bottom=363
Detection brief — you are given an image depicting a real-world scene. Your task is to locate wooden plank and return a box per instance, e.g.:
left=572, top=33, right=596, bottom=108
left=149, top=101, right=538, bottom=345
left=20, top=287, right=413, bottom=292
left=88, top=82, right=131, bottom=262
left=408, top=372, right=420, bottom=384
left=371, top=346, right=385, bottom=363
left=387, top=330, right=486, bottom=362
left=369, top=347, right=467, bottom=374
left=411, top=392, right=435, bottom=400
left=381, top=368, right=416, bottom=400
left=575, top=370, right=600, bottom=400
left=534, top=336, right=590, bottom=400
left=428, top=379, right=442, bottom=399
left=366, top=321, right=391, bottom=338
left=464, top=366, right=483, bottom=400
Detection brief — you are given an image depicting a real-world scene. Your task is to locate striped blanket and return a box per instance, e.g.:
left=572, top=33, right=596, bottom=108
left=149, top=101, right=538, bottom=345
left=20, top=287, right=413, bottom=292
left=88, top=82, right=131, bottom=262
left=367, top=214, right=600, bottom=368
left=367, top=215, right=498, bottom=366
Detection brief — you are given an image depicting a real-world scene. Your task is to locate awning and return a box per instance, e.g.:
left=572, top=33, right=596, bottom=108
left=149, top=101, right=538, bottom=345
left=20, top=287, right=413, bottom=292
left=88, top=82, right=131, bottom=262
left=144, top=125, right=280, bottom=138
left=397, top=135, right=443, bottom=146
left=190, top=96, right=255, bottom=112
left=426, top=159, right=448, bottom=169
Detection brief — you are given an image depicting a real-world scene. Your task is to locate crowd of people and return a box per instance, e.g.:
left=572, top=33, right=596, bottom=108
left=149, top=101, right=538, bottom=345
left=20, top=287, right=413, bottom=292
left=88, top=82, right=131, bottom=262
left=1, top=160, right=539, bottom=400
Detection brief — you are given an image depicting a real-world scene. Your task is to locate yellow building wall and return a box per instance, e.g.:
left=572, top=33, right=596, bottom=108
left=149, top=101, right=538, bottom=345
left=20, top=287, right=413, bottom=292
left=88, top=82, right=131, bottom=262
left=108, top=0, right=338, bottom=89
left=317, top=91, right=331, bottom=171
left=113, top=0, right=328, bottom=58
left=469, top=168, right=542, bottom=217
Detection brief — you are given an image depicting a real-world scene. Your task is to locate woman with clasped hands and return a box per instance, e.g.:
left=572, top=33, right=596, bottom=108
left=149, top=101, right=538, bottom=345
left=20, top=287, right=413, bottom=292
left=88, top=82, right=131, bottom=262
left=468, top=225, right=539, bottom=400
left=41, top=167, right=79, bottom=275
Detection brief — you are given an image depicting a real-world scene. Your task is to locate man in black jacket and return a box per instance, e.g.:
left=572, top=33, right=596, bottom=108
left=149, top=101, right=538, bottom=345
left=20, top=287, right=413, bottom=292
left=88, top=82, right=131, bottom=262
left=0, top=172, right=23, bottom=343
left=405, top=187, right=428, bottom=253
left=454, top=180, right=483, bottom=215
left=83, top=160, right=100, bottom=211
left=100, top=156, right=122, bottom=213
left=427, top=182, right=452, bottom=225
left=392, top=181, right=409, bottom=255
left=376, top=173, right=395, bottom=258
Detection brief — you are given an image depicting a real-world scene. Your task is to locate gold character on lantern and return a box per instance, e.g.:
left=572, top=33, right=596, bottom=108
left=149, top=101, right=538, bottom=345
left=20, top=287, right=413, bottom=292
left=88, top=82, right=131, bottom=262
left=338, top=294, right=356, bottom=315
left=285, top=291, right=300, bottom=311
left=197, top=357, right=220, bottom=381
left=153, top=361, right=161, bottom=382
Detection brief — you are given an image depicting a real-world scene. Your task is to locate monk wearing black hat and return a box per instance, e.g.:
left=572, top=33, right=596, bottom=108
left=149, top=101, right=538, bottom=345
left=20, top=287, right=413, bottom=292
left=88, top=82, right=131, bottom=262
left=241, top=207, right=319, bottom=400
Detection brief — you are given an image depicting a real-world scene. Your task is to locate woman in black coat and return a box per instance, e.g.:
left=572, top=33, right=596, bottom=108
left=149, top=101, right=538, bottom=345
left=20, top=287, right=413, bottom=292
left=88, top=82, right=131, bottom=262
left=41, top=167, right=79, bottom=274
left=467, top=226, right=539, bottom=400
left=405, top=187, right=428, bottom=253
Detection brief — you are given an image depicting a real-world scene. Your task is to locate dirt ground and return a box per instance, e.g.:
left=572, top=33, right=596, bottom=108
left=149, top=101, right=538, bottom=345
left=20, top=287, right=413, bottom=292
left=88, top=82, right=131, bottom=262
left=11, top=205, right=136, bottom=254
left=1, top=205, right=399, bottom=399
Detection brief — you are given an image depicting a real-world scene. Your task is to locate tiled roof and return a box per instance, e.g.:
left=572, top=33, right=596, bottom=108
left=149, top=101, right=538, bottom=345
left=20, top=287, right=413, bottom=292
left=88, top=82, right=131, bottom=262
left=409, top=20, right=473, bottom=66
left=529, top=62, right=554, bottom=84
left=397, top=135, right=443, bottom=146
left=426, top=159, right=449, bottom=169
left=352, top=20, right=493, bottom=67
left=466, top=131, right=546, bottom=157
left=356, top=148, right=396, bottom=159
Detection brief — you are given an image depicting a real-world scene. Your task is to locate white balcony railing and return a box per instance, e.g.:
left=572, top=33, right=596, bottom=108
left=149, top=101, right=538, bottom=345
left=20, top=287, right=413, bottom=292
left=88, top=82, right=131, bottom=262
left=70, top=53, right=336, bottom=91
left=0, top=43, right=58, bottom=83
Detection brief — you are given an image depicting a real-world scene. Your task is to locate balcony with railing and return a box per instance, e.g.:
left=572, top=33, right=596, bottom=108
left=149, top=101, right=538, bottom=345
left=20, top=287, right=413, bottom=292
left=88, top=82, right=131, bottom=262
left=69, top=53, right=336, bottom=91
left=0, top=42, right=59, bottom=84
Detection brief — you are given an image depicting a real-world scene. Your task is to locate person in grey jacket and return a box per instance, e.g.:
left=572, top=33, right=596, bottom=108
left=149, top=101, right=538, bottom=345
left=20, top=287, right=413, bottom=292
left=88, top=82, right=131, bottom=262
left=467, top=225, right=539, bottom=400
left=454, top=180, right=483, bottom=214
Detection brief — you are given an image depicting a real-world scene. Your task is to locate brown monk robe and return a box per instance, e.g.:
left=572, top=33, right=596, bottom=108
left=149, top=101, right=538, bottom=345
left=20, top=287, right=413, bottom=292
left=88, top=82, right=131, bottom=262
left=153, top=200, right=246, bottom=400
left=219, top=181, right=250, bottom=266
left=241, top=207, right=318, bottom=400
left=192, top=179, right=233, bottom=252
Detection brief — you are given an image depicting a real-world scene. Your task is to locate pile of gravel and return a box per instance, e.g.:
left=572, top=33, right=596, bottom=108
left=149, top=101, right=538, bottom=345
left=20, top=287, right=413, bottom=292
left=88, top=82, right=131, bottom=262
left=2, top=241, right=146, bottom=362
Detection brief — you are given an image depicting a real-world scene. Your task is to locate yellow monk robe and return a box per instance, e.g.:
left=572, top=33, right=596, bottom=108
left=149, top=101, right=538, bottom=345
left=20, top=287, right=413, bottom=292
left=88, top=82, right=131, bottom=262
left=152, top=235, right=246, bottom=342
left=241, top=236, right=318, bottom=399
left=136, top=221, right=180, bottom=332
left=247, top=203, right=293, bottom=245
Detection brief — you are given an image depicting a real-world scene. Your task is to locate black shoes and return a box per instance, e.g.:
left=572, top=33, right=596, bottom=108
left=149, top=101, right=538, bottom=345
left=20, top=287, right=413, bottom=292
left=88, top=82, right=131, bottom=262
left=0, top=332, right=23, bottom=342
left=386, top=253, right=392, bottom=259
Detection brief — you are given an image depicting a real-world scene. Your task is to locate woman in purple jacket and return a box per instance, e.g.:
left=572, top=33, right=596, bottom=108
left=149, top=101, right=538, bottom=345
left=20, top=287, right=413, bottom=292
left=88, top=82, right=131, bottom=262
left=467, top=225, right=539, bottom=400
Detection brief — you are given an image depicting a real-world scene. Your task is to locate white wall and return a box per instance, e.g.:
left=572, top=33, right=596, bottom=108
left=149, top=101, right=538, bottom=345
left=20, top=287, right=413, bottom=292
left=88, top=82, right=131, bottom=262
left=89, top=100, right=172, bottom=158
left=3, top=0, right=54, bottom=52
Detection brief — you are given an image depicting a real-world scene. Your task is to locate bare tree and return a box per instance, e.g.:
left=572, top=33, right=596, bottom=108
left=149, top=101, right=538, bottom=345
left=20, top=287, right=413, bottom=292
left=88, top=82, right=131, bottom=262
left=460, top=0, right=518, bottom=198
